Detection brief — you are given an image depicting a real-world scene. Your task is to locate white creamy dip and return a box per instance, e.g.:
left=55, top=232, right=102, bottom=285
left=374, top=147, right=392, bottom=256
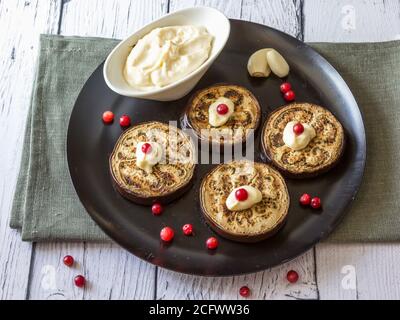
left=226, top=186, right=262, bottom=211
left=283, top=121, right=316, bottom=151
left=208, top=97, right=234, bottom=127
left=136, top=142, right=163, bottom=173
left=124, top=25, right=213, bottom=90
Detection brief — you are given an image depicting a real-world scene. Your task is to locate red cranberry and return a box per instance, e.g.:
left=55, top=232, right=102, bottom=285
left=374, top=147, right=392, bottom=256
left=182, top=224, right=193, bottom=236
left=311, top=197, right=321, bottom=209
left=235, top=188, right=248, bottom=201
left=216, top=103, right=229, bottom=115
left=284, top=90, right=296, bottom=102
left=293, top=122, right=304, bottom=135
left=287, top=270, right=299, bottom=283
left=141, top=142, right=152, bottom=154
left=160, top=227, right=174, bottom=242
left=151, top=203, right=163, bottom=215
left=119, top=114, right=131, bottom=127
left=280, top=82, right=292, bottom=94
left=239, top=286, right=250, bottom=297
left=63, top=255, right=74, bottom=267
left=206, top=237, right=218, bottom=250
left=299, top=193, right=311, bottom=206
left=102, top=111, right=114, bottom=124
left=74, top=275, right=86, bottom=287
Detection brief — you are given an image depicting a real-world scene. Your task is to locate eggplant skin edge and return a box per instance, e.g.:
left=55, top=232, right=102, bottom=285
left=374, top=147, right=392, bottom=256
left=109, top=160, right=196, bottom=206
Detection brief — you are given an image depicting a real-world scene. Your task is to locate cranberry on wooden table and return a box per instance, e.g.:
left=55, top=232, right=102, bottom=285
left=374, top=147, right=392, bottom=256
left=239, top=286, right=250, bottom=297
left=102, top=111, right=114, bottom=124
left=63, top=255, right=74, bottom=267
left=151, top=203, right=163, bottom=215
left=287, top=270, right=299, bottom=283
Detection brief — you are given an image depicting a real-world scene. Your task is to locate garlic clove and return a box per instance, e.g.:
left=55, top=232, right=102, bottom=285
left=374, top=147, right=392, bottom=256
left=266, top=49, right=290, bottom=78
left=247, top=48, right=272, bottom=77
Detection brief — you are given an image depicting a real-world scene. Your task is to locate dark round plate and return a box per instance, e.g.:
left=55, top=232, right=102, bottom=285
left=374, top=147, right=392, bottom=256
left=67, top=20, right=366, bottom=276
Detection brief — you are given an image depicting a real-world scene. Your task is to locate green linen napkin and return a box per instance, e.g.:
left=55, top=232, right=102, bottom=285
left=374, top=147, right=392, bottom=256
left=10, top=35, right=118, bottom=241
left=10, top=35, right=400, bottom=242
left=315, top=41, right=400, bottom=242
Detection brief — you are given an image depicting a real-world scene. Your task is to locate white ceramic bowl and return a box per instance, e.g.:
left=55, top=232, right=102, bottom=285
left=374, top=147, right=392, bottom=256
left=103, top=7, right=231, bottom=101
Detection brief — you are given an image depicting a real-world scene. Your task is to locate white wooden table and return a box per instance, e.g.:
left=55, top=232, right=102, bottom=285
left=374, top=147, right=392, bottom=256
left=1, top=0, right=400, bottom=300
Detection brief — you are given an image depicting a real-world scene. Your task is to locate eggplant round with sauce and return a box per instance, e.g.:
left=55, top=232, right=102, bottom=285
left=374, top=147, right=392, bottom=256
left=109, top=121, right=196, bottom=205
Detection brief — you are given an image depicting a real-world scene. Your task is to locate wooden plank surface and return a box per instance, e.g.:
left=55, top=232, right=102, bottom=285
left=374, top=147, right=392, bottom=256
left=169, top=0, right=242, bottom=18
left=304, top=0, right=400, bottom=300
left=169, top=0, right=302, bottom=37
left=240, top=0, right=302, bottom=38
left=0, top=0, right=62, bottom=300
left=59, top=0, right=169, bottom=38
left=316, top=244, right=400, bottom=300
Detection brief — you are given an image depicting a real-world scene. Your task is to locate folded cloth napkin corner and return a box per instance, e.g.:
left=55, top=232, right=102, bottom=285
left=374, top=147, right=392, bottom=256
left=10, top=34, right=400, bottom=242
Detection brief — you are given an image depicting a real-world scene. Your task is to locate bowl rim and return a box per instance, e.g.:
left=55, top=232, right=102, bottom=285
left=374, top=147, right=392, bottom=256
left=103, top=6, right=231, bottom=98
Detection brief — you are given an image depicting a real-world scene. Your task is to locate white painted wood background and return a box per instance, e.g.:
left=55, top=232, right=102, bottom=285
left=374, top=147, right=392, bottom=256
left=1, top=0, right=399, bottom=300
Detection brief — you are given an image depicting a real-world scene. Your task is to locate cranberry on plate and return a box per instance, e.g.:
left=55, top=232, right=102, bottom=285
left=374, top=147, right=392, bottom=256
left=182, top=224, right=193, bottom=236
left=287, top=270, right=299, bottom=283
left=119, top=114, right=131, bottom=127
left=284, top=90, right=296, bottom=102
left=206, top=237, right=218, bottom=250
left=293, top=122, right=304, bottom=135
left=280, top=82, right=292, bottom=94
left=63, top=255, right=74, bottom=267
left=310, top=197, right=322, bottom=209
left=151, top=203, right=163, bottom=215
left=299, top=193, right=311, bottom=206
left=102, top=111, right=114, bottom=124
left=160, top=227, right=174, bottom=242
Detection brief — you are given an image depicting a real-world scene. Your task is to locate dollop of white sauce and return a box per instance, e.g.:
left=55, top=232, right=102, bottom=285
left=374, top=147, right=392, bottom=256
left=283, top=121, right=316, bottom=151
left=124, top=25, right=213, bottom=90
left=208, top=97, right=234, bottom=127
left=225, top=185, right=262, bottom=211
left=135, top=142, right=163, bottom=173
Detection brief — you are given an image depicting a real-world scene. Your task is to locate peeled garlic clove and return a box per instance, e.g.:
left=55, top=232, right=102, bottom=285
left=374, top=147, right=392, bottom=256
left=247, top=49, right=272, bottom=77
left=266, top=49, right=290, bottom=78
